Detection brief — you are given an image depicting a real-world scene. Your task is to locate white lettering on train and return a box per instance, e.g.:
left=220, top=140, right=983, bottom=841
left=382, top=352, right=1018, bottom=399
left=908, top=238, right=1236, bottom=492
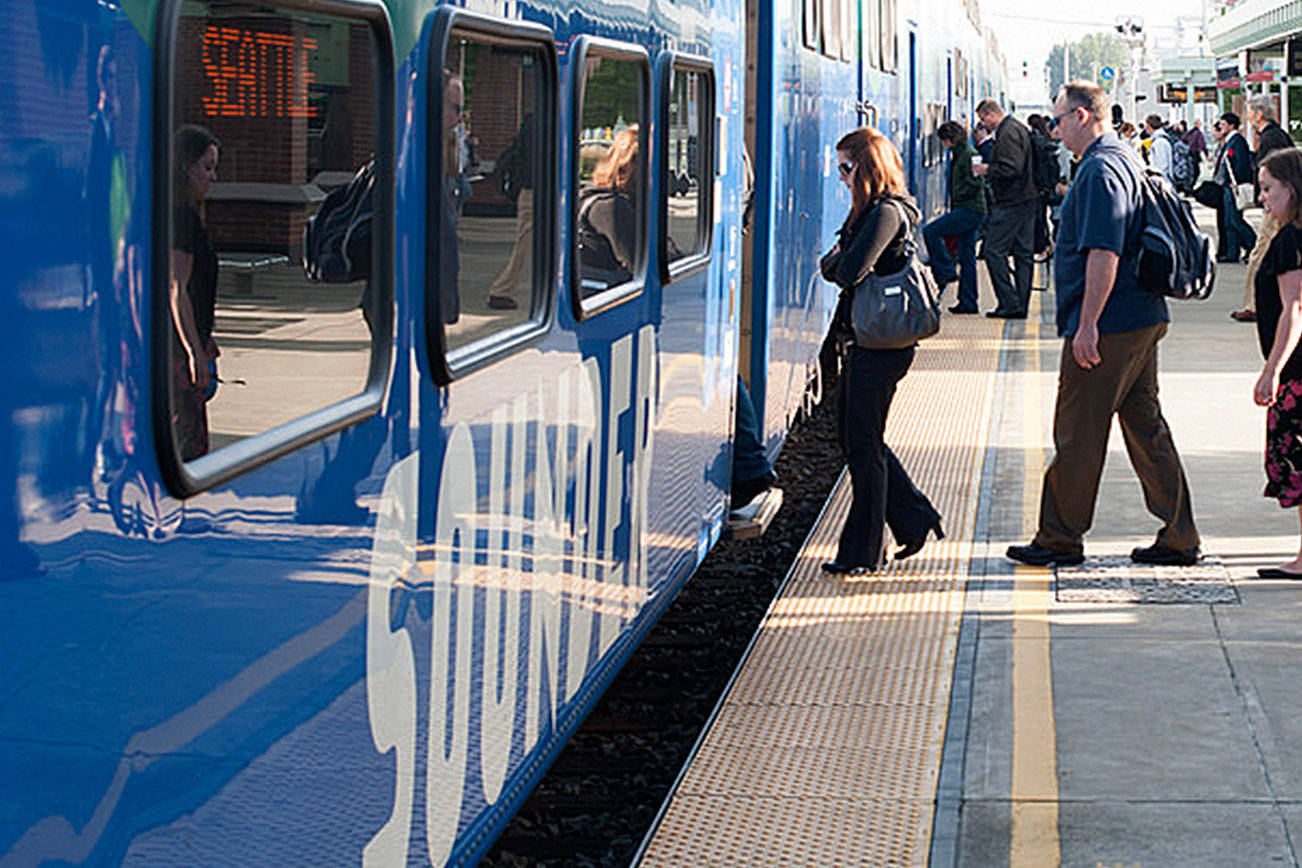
left=364, top=326, right=657, bottom=866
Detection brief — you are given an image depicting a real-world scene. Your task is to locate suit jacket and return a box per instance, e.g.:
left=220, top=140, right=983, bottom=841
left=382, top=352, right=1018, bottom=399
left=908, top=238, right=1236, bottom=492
left=986, top=115, right=1037, bottom=206
left=1222, top=131, right=1253, bottom=187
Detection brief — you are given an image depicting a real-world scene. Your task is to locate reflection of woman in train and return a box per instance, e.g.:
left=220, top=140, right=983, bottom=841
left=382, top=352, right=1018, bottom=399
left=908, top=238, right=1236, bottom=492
left=169, top=124, right=220, bottom=461
left=819, top=127, right=943, bottom=574
left=577, top=125, right=639, bottom=291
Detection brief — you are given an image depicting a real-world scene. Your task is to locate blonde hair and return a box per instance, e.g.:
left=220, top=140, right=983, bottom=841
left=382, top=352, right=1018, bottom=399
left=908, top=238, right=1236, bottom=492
left=592, top=125, right=639, bottom=192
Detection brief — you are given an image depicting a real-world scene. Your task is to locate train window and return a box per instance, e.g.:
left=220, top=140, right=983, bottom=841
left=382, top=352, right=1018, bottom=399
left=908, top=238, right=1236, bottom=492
left=839, top=0, right=854, bottom=63
left=803, top=0, right=820, bottom=52
left=157, top=0, right=394, bottom=495
left=429, top=13, right=558, bottom=378
left=821, top=0, right=842, bottom=60
left=660, top=56, right=714, bottom=282
left=879, top=0, right=898, bottom=73
left=863, top=0, right=881, bottom=70
left=571, top=39, right=649, bottom=318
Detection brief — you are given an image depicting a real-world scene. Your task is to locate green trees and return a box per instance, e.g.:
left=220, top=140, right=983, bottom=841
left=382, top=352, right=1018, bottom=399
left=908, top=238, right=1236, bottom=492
left=1046, top=33, right=1129, bottom=97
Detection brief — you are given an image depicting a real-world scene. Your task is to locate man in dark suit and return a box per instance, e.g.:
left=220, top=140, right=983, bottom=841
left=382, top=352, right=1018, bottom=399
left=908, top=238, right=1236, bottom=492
left=1214, top=112, right=1257, bottom=265
left=973, top=99, right=1038, bottom=319
left=1231, top=96, right=1298, bottom=322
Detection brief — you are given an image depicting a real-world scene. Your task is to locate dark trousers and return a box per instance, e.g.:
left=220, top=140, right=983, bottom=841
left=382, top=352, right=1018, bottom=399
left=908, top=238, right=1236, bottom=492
left=835, top=345, right=940, bottom=567
left=732, top=375, right=773, bottom=485
left=1034, top=324, right=1200, bottom=555
left=923, top=207, right=985, bottom=310
left=983, top=198, right=1039, bottom=315
left=1219, top=184, right=1257, bottom=260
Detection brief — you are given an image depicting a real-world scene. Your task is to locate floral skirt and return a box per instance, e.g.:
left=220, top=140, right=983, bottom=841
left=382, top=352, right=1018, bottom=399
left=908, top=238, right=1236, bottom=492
left=1265, top=378, right=1302, bottom=508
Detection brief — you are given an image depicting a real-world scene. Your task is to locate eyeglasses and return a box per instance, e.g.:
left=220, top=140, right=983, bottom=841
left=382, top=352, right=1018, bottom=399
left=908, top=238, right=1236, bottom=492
left=837, top=161, right=855, bottom=176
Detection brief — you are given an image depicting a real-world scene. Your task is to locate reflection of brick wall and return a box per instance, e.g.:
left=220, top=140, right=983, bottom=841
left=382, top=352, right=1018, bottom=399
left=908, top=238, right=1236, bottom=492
left=465, top=54, right=532, bottom=208
left=348, top=24, right=375, bottom=167
left=178, top=15, right=307, bottom=253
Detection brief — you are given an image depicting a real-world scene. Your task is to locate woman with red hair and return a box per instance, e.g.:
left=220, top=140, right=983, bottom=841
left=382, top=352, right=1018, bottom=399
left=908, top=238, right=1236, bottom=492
left=819, top=127, right=943, bottom=574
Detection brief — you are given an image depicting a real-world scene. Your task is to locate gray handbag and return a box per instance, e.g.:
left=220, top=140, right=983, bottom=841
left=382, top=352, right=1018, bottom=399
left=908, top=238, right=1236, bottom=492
left=851, top=216, right=942, bottom=349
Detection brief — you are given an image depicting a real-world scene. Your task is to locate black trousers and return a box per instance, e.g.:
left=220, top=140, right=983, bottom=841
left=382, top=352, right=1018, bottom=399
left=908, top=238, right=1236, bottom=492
left=835, top=345, right=940, bottom=568
left=983, top=198, right=1039, bottom=315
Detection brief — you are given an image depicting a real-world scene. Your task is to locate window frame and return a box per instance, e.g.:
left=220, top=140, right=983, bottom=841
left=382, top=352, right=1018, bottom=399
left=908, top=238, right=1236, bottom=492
left=152, top=0, right=396, bottom=498
left=569, top=36, right=651, bottom=321
left=426, top=9, right=559, bottom=384
left=820, top=0, right=842, bottom=61
left=880, top=0, right=898, bottom=74
left=803, top=0, right=820, bottom=54
left=658, top=53, right=716, bottom=285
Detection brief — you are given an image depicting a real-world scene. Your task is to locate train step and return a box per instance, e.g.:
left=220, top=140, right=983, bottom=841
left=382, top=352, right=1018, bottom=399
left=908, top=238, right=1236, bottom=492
left=726, top=487, right=783, bottom=540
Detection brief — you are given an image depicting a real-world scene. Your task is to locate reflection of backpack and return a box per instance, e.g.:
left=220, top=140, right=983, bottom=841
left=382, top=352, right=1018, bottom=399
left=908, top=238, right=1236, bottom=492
left=1122, top=149, right=1216, bottom=300
left=303, top=159, right=373, bottom=282
left=1170, top=133, right=1196, bottom=193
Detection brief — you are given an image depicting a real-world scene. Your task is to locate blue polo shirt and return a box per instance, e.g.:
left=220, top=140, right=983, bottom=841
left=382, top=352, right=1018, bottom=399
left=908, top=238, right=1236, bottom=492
left=1053, top=132, right=1169, bottom=337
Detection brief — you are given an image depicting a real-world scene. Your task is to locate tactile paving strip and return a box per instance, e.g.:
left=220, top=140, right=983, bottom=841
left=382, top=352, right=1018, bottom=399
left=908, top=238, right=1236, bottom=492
left=1055, top=555, right=1239, bottom=604
left=638, top=312, right=1005, bottom=867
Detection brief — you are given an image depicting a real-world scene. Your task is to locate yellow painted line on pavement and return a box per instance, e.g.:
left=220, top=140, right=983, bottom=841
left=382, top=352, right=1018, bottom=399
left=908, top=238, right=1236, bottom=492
left=1009, top=293, right=1061, bottom=867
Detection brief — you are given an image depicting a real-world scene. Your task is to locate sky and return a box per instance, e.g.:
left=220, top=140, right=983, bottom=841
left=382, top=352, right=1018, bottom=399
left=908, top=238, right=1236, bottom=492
left=982, top=0, right=1214, bottom=107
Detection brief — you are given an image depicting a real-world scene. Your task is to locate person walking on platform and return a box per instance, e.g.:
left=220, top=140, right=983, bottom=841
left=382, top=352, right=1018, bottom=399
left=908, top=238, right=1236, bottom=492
left=973, top=99, right=1037, bottom=319
left=819, top=127, right=943, bottom=574
left=1214, top=113, right=1257, bottom=265
left=923, top=120, right=986, bottom=314
left=1232, top=96, right=1297, bottom=323
left=1144, top=115, right=1176, bottom=187
left=1006, top=81, right=1201, bottom=568
left=1250, top=149, right=1302, bottom=578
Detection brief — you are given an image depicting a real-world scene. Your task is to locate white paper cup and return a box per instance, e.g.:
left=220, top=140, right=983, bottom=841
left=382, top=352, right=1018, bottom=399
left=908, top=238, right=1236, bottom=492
left=971, top=154, right=983, bottom=169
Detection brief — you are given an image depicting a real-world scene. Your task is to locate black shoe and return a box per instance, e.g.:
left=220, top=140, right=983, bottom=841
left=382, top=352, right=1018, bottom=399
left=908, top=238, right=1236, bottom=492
left=949, top=304, right=978, bottom=314
left=1130, top=543, right=1200, bottom=566
left=487, top=294, right=518, bottom=310
left=987, top=309, right=1027, bottom=319
left=731, top=470, right=777, bottom=507
left=895, top=522, right=945, bottom=561
left=1216, top=255, right=1240, bottom=263
left=821, top=561, right=876, bottom=576
left=1006, top=541, right=1085, bottom=566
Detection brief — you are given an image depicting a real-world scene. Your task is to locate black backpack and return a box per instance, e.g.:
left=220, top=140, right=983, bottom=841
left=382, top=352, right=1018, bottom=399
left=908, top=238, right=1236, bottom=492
left=1031, top=134, right=1060, bottom=197
left=1121, top=149, right=1215, bottom=300
left=303, top=159, right=373, bottom=283
left=1170, top=134, right=1197, bottom=193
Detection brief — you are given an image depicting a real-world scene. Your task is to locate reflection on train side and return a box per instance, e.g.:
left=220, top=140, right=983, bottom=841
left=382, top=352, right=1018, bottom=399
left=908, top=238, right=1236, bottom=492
left=168, top=2, right=378, bottom=461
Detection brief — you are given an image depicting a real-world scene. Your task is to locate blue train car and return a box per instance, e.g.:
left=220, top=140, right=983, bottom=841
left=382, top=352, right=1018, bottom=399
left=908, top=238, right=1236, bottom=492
left=0, top=0, right=1002, bottom=865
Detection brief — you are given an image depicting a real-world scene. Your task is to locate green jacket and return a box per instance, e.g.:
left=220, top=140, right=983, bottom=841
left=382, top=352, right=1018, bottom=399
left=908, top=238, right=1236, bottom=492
left=948, top=139, right=987, bottom=215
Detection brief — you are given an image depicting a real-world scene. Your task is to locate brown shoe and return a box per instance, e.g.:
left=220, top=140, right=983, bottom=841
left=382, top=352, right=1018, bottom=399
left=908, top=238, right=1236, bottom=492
left=1230, top=309, right=1256, bottom=322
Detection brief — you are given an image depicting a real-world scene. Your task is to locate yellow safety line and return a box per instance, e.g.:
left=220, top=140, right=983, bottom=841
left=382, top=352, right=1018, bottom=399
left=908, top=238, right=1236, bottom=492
left=1009, top=293, right=1061, bottom=866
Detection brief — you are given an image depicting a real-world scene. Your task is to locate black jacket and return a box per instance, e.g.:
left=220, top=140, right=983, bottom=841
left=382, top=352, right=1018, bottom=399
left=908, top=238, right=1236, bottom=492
left=987, top=115, right=1037, bottom=206
left=822, top=195, right=921, bottom=333
left=1256, top=122, right=1295, bottom=171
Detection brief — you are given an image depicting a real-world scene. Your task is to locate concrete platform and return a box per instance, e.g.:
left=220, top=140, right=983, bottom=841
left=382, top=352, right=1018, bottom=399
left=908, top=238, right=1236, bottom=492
left=639, top=203, right=1302, bottom=866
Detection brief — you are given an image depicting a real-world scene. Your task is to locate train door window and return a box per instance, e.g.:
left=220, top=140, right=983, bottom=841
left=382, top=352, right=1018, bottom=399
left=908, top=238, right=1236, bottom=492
left=863, top=0, right=881, bottom=71
left=821, top=0, right=842, bottom=61
left=428, top=12, right=558, bottom=380
left=157, top=0, right=394, bottom=495
left=803, top=0, right=820, bottom=52
left=879, top=0, right=897, bottom=74
left=839, top=0, right=855, bottom=62
left=661, top=56, right=714, bottom=282
left=571, top=39, right=649, bottom=318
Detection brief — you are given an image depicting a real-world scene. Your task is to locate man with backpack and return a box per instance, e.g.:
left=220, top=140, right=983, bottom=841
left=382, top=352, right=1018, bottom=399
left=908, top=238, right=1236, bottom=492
left=973, top=99, right=1038, bottom=318
left=1231, top=95, right=1297, bottom=322
left=1007, top=81, right=1200, bottom=568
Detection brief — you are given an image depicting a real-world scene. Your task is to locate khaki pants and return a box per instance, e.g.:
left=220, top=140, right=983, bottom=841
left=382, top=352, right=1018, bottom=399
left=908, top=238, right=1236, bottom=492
left=1243, top=211, right=1281, bottom=312
left=1034, top=324, right=1200, bottom=555
left=487, top=188, right=534, bottom=300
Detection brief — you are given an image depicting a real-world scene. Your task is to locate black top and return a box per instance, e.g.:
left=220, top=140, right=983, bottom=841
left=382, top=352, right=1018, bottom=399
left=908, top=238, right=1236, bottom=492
left=173, top=203, right=217, bottom=345
left=820, top=195, right=918, bottom=290
left=1255, top=222, right=1302, bottom=383
left=987, top=116, right=1037, bottom=206
left=578, top=188, right=637, bottom=286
